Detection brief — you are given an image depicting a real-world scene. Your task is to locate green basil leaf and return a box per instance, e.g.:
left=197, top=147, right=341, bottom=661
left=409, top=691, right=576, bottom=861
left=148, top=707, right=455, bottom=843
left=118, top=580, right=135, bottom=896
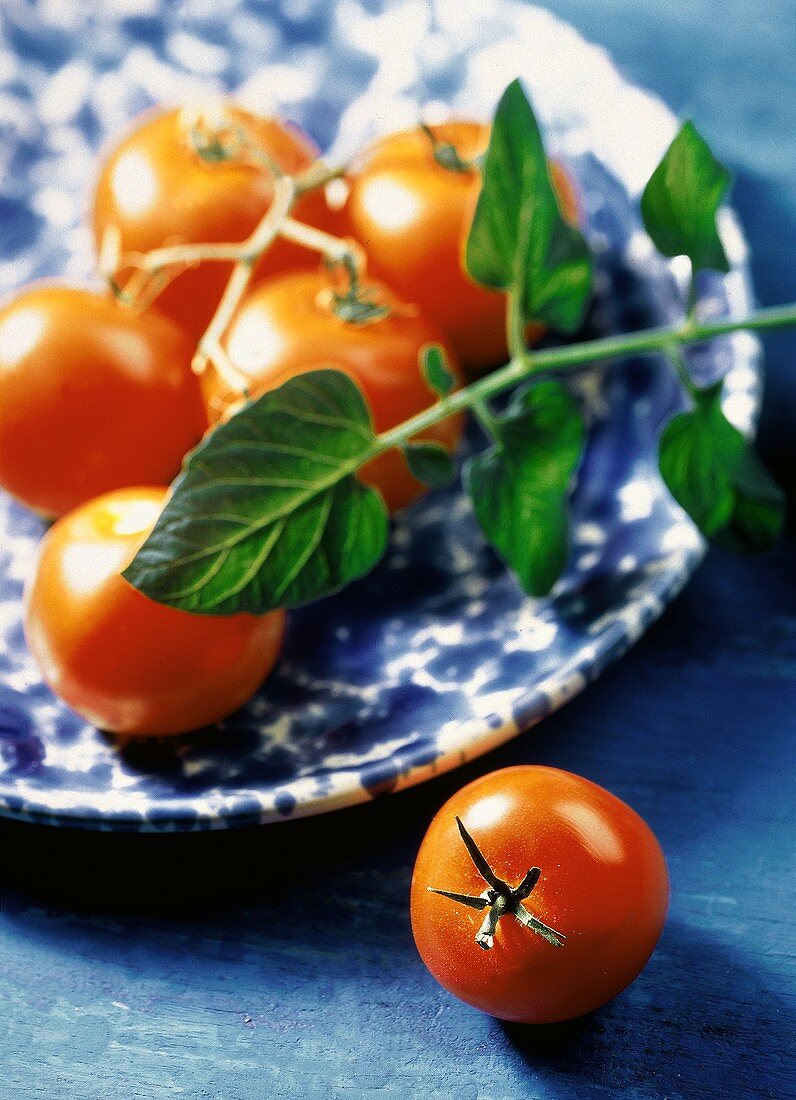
left=659, top=383, right=784, bottom=550
left=641, top=120, right=731, bottom=274
left=465, top=78, right=592, bottom=334
left=422, top=344, right=456, bottom=398
left=403, top=442, right=456, bottom=488
left=463, top=380, right=585, bottom=596
left=526, top=219, right=593, bottom=334
left=124, top=370, right=389, bottom=614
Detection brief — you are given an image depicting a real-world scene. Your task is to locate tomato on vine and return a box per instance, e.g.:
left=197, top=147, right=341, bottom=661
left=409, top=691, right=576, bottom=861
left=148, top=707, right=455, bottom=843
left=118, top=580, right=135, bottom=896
left=0, top=286, right=207, bottom=519
left=411, top=766, right=669, bottom=1024
left=341, top=122, right=580, bottom=373
left=202, top=269, right=464, bottom=512
left=92, top=104, right=338, bottom=339
left=24, top=487, right=286, bottom=737
left=73, top=81, right=787, bottom=621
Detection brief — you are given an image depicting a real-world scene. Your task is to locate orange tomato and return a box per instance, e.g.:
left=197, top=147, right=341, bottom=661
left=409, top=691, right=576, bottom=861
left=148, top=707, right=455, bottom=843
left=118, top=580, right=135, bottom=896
left=24, top=487, right=286, bottom=737
left=411, top=766, right=669, bottom=1024
left=342, top=122, right=580, bottom=373
left=0, top=285, right=207, bottom=519
left=92, top=104, right=335, bottom=339
left=203, top=270, right=463, bottom=512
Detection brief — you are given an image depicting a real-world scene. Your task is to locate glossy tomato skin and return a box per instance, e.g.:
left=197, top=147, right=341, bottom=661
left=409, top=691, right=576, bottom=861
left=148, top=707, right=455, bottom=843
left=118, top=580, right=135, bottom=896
left=203, top=269, right=463, bottom=512
left=411, top=766, right=669, bottom=1024
left=24, top=487, right=286, bottom=737
left=0, top=286, right=207, bottom=519
left=92, top=105, right=335, bottom=339
left=342, top=122, right=580, bottom=374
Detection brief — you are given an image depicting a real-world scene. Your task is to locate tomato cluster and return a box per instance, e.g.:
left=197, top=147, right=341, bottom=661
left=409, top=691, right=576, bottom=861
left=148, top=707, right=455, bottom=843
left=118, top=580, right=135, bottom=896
left=1, top=100, right=577, bottom=736
left=91, top=105, right=333, bottom=340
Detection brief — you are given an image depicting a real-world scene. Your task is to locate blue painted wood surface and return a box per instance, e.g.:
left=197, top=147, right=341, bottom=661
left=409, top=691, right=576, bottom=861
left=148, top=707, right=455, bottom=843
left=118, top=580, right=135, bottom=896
left=1, top=3, right=794, bottom=1097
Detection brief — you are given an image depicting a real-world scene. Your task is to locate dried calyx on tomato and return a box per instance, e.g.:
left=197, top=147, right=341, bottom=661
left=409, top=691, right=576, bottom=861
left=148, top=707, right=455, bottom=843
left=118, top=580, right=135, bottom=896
left=428, top=816, right=565, bottom=950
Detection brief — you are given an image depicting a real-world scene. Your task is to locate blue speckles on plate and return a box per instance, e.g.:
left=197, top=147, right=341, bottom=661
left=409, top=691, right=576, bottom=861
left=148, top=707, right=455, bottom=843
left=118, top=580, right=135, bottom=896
left=0, top=1, right=761, bottom=830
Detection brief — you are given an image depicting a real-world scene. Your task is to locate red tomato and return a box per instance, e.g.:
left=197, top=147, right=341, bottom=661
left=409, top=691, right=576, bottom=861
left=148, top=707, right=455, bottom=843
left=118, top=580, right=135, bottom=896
left=342, top=122, right=580, bottom=374
left=24, top=487, right=286, bottom=737
left=411, top=766, right=669, bottom=1023
left=202, top=269, right=463, bottom=513
left=92, top=104, right=336, bottom=339
left=0, top=286, right=207, bottom=519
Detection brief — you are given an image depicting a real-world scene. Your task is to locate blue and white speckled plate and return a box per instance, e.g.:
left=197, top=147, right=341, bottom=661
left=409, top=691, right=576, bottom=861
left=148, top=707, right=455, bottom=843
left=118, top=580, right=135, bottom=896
left=0, top=1, right=761, bottom=830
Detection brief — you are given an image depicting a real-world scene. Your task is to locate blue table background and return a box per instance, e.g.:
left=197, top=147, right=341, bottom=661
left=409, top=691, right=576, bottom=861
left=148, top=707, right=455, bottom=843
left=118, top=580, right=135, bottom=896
left=1, top=2, right=794, bottom=1098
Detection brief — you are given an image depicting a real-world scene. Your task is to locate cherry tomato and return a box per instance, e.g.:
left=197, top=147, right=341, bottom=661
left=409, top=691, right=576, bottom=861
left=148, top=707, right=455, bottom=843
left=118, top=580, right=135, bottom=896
left=24, top=487, right=286, bottom=737
left=342, top=122, right=580, bottom=373
left=92, top=104, right=336, bottom=339
left=0, top=286, right=207, bottom=519
left=411, top=766, right=669, bottom=1024
left=202, top=270, right=463, bottom=513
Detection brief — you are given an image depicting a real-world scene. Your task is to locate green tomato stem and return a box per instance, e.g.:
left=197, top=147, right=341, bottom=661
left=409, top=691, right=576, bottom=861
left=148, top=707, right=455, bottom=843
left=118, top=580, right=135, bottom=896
left=472, top=397, right=502, bottom=442
left=372, top=302, right=796, bottom=456
left=192, top=176, right=296, bottom=376
left=665, top=346, right=699, bottom=401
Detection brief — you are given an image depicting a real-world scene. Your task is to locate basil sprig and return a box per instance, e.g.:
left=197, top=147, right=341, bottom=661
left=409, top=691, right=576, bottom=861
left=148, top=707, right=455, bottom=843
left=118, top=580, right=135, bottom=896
left=125, top=82, right=788, bottom=616
left=641, top=120, right=783, bottom=548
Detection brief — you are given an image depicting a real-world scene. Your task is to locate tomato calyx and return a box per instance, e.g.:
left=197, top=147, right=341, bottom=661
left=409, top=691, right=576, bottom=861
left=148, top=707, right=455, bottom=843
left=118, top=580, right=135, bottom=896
left=419, top=123, right=480, bottom=175
left=428, top=816, right=566, bottom=951
left=180, top=103, right=283, bottom=176
left=180, top=103, right=243, bottom=164
left=330, top=286, right=390, bottom=325
left=326, top=253, right=391, bottom=325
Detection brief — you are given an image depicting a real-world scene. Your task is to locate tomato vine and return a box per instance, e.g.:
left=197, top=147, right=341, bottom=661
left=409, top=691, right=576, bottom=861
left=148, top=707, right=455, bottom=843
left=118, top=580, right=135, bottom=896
left=119, top=80, right=796, bottom=616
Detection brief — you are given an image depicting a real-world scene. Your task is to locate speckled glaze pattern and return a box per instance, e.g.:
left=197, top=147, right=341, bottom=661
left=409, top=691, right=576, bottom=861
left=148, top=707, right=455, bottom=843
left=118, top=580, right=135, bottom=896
left=0, top=0, right=761, bottom=830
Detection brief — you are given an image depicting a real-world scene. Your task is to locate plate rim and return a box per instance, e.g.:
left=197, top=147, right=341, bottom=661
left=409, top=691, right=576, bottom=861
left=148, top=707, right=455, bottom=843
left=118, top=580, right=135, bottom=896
left=1, top=538, right=706, bottom=831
